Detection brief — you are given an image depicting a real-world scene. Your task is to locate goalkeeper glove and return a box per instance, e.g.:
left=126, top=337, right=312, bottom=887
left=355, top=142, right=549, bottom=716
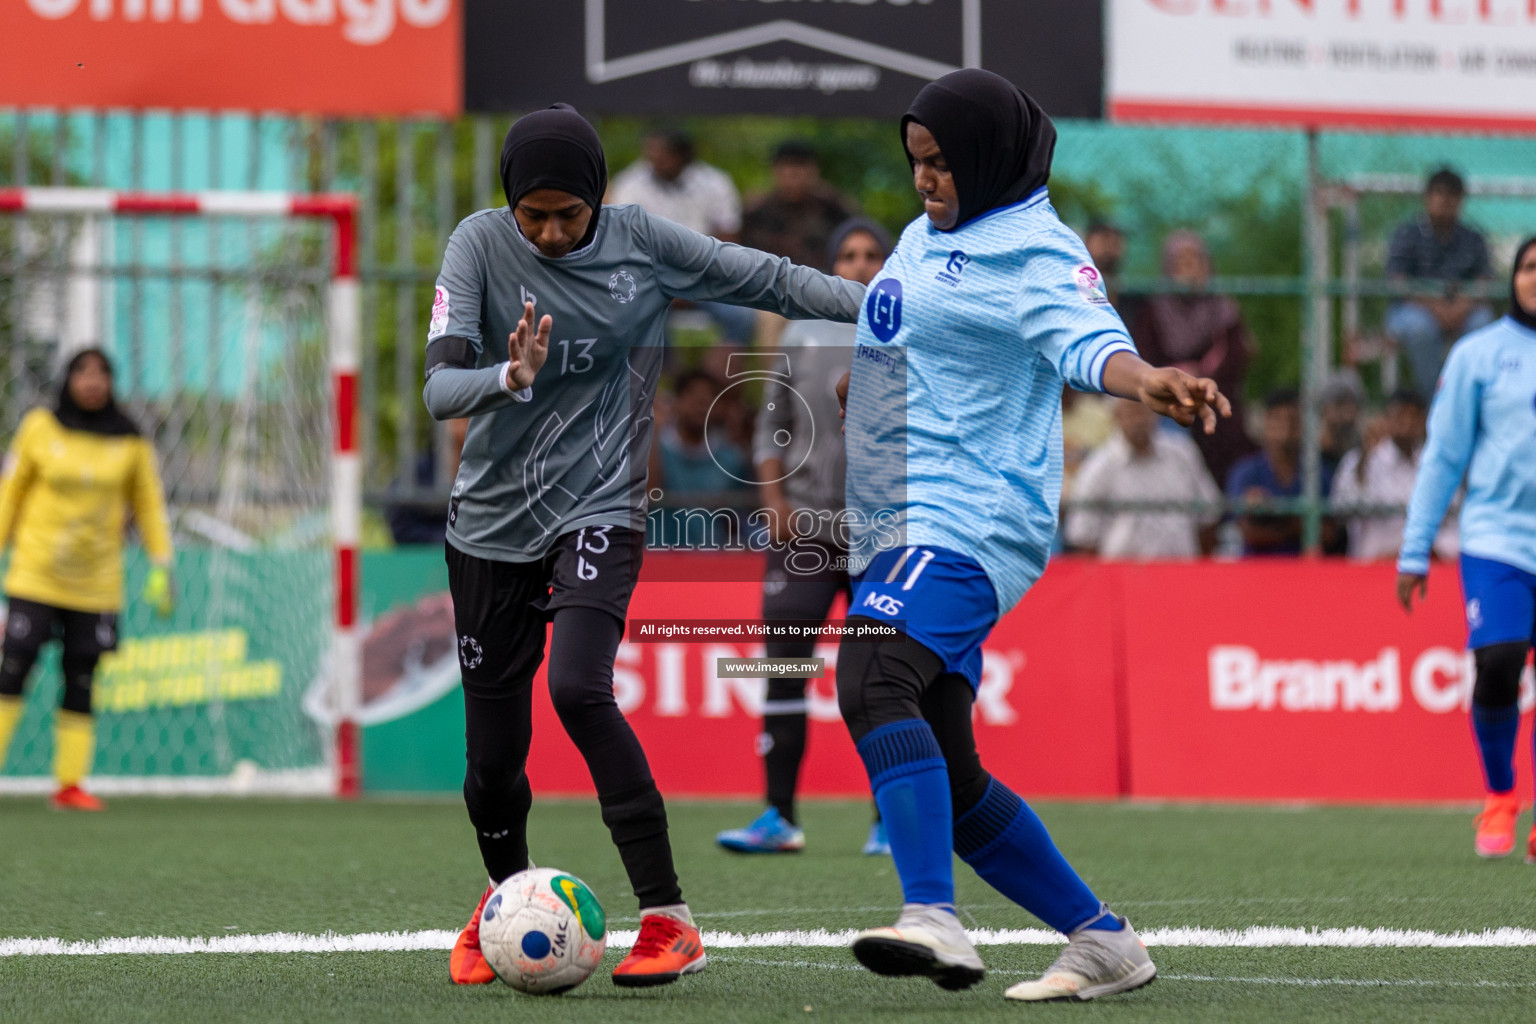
left=143, top=566, right=174, bottom=618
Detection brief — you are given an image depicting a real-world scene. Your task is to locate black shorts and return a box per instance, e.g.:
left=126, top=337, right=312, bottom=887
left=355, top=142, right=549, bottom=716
left=762, top=539, right=852, bottom=622
left=446, top=527, right=643, bottom=699
left=3, top=596, right=119, bottom=658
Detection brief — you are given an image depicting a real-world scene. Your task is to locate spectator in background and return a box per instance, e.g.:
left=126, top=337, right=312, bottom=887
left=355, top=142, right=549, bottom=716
left=1061, top=221, right=1132, bottom=505
left=1065, top=399, right=1221, bottom=560
left=1385, top=168, right=1495, bottom=398
left=385, top=417, right=469, bottom=545
left=609, top=128, right=756, bottom=346
left=1132, top=230, right=1256, bottom=488
left=1082, top=220, right=1131, bottom=314
left=741, top=141, right=858, bottom=273
left=1227, top=389, right=1334, bottom=556
left=609, top=129, right=742, bottom=240
left=650, top=369, right=753, bottom=548
left=1332, top=390, right=1457, bottom=563
left=1317, top=370, right=1364, bottom=471
left=1316, top=370, right=1364, bottom=555
left=1060, top=387, right=1115, bottom=502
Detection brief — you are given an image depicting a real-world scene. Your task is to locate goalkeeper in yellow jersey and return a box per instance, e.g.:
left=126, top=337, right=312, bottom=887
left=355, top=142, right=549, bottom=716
left=0, top=349, right=174, bottom=811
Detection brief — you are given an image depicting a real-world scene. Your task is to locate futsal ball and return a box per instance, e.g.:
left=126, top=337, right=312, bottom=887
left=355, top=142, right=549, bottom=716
left=477, top=867, right=607, bottom=994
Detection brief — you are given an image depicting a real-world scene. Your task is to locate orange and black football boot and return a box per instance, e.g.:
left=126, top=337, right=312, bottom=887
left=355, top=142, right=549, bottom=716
left=449, top=884, right=498, bottom=985
left=49, top=785, right=105, bottom=812
left=611, top=910, right=706, bottom=987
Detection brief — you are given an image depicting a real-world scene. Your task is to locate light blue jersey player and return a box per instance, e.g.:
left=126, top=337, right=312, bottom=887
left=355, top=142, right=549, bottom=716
left=833, top=70, right=1230, bottom=1003
left=1398, top=236, right=1536, bottom=862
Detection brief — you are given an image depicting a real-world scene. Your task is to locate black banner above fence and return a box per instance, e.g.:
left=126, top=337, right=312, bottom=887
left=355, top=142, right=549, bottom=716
left=465, top=0, right=1103, bottom=119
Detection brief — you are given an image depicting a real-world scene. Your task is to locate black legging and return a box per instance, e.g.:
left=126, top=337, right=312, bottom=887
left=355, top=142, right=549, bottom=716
left=462, top=605, right=681, bottom=909
left=1, top=633, right=98, bottom=716
left=836, top=617, right=992, bottom=819
left=547, top=606, right=680, bottom=908
left=759, top=547, right=850, bottom=823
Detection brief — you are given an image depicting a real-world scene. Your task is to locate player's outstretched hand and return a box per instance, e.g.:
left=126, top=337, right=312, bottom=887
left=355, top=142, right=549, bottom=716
left=1137, top=366, right=1232, bottom=434
left=507, top=301, right=551, bottom=390
left=1396, top=572, right=1427, bottom=613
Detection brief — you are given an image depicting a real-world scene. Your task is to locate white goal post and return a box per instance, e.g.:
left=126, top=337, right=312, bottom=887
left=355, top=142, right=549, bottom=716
left=0, top=187, right=362, bottom=798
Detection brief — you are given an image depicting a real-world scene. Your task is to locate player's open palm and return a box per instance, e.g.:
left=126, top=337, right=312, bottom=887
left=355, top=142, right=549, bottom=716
left=507, top=301, right=551, bottom=390
left=1138, top=367, right=1231, bottom=434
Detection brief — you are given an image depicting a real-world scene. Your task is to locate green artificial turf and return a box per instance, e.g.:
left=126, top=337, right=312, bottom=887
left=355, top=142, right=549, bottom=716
left=2, top=798, right=1531, bottom=1023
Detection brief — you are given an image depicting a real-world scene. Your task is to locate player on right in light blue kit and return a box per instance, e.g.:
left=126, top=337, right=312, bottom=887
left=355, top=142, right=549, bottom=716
left=1398, top=236, right=1536, bottom=864
left=833, top=70, right=1230, bottom=1003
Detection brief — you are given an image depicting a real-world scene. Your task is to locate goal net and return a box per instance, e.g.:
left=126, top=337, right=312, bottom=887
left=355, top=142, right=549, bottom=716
left=0, top=188, right=360, bottom=796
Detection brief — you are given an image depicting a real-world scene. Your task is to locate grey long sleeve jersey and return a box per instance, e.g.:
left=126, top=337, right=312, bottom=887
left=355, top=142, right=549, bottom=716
left=422, top=203, right=864, bottom=562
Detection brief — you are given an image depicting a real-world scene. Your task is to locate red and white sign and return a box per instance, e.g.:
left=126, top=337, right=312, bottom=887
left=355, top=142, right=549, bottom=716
left=1, top=0, right=460, bottom=115
left=1119, top=561, right=1534, bottom=801
left=1109, top=0, right=1536, bottom=131
left=523, top=557, right=1122, bottom=801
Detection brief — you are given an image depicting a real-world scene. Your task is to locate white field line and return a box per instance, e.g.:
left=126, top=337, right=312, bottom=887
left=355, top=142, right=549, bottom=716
left=6, top=926, right=1536, bottom=957
left=710, top=956, right=1536, bottom=989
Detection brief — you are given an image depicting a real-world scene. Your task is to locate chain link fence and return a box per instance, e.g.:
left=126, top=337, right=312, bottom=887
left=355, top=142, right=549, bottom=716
left=3, top=109, right=1533, bottom=557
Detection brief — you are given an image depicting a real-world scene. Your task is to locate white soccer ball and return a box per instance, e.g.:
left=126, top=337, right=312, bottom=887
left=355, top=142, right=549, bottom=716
left=477, top=867, right=607, bottom=994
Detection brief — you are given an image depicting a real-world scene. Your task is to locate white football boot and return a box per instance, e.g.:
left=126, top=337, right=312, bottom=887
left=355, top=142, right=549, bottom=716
left=1005, top=914, right=1156, bottom=1002
left=851, top=903, right=986, bottom=990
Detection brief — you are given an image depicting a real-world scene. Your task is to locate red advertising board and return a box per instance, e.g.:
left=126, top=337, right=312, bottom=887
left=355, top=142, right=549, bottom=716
left=522, top=555, right=1122, bottom=801
left=1, top=0, right=460, bottom=116
left=511, top=556, right=1524, bottom=804
left=1118, top=561, right=1529, bottom=802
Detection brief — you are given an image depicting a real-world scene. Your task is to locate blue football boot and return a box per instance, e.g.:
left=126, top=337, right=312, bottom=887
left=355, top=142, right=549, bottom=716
left=862, top=820, right=892, bottom=856
left=716, top=807, right=805, bottom=853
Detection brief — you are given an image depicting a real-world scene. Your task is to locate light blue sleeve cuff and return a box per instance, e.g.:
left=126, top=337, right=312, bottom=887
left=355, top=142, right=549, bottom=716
left=1088, top=340, right=1138, bottom=394
left=1396, top=552, right=1431, bottom=576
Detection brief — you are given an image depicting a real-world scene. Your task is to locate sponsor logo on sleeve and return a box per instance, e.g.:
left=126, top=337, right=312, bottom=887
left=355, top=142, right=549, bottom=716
left=428, top=285, right=451, bottom=339
left=1073, top=265, right=1110, bottom=306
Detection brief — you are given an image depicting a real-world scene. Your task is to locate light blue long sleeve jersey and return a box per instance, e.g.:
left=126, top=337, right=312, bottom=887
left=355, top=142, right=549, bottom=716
left=1399, top=315, right=1536, bottom=578
left=844, top=187, right=1137, bottom=614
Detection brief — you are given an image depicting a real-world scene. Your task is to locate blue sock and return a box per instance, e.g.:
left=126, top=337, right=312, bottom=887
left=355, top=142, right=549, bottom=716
left=954, top=778, right=1114, bottom=934
left=857, top=720, right=954, bottom=908
left=1472, top=703, right=1520, bottom=793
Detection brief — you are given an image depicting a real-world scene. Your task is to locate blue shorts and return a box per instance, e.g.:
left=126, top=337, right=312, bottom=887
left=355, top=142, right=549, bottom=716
left=1460, top=553, right=1536, bottom=650
left=849, top=546, right=998, bottom=687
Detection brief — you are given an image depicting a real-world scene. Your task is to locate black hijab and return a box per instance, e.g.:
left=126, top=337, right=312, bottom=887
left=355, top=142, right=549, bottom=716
left=500, top=103, right=608, bottom=253
left=1510, top=236, right=1536, bottom=332
left=901, top=69, right=1057, bottom=231
left=54, top=348, right=140, bottom=437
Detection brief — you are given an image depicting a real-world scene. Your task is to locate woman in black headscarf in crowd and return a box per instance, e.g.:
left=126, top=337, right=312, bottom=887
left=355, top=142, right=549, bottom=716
left=1131, top=230, right=1257, bottom=488
left=422, top=103, right=865, bottom=990
left=832, top=69, right=1227, bottom=1004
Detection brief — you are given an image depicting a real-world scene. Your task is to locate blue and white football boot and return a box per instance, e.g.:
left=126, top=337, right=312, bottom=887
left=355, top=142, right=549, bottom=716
left=862, top=820, right=892, bottom=856
left=716, top=807, right=805, bottom=853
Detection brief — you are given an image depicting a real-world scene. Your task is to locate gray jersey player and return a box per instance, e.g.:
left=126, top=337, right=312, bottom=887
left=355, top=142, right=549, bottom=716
left=427, top=104, right=862, bottom=990
left=715, top=218, right=893, bottom=858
